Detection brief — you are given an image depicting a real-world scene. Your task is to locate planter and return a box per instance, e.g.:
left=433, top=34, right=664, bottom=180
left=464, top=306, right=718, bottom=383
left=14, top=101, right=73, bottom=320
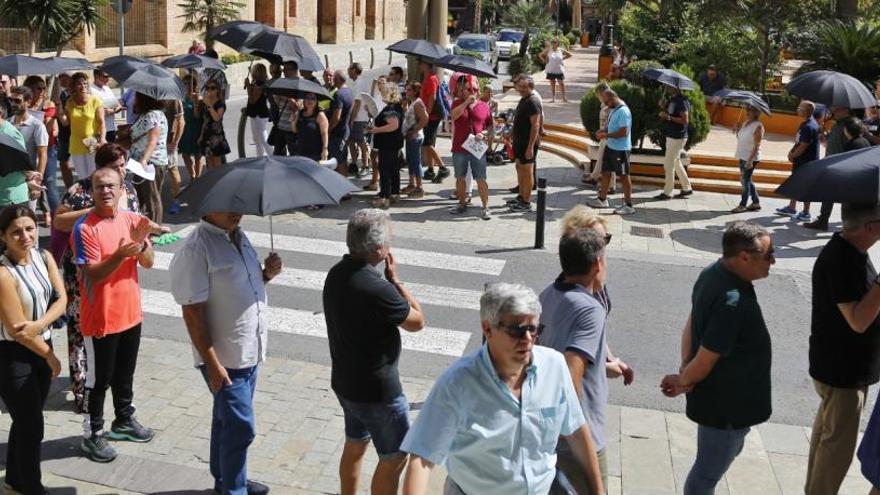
left=581, top=33, right=590, bottom=47
left=598, top=55, right=613, bottom=80
left=710, top=103, right=802, bottom=135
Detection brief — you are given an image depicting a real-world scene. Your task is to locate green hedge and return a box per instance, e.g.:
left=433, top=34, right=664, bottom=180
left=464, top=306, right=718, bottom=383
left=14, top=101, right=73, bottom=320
left=528, top=31, right=572, bottom=70
left=508, top=54, right=535, bottom=77
left=580, top=80, right=648, bottom=146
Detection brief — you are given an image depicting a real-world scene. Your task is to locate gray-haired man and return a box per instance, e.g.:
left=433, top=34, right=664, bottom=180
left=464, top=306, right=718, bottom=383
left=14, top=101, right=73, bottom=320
left=323, top=208, right=425, bottom=495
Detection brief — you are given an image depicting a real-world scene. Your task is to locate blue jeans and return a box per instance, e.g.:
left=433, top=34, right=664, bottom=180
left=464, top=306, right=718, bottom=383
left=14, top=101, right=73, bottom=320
left=337, top=394, right=410, bottom=459
left=684, top=425, right=750, bottom=495
left=406, top=137, right=423, bottom=177
left=200, top=365, right=258, bottom=495
left=738, top=160, right=759, bottom=207
left=44, top=146, right=59, bottom=213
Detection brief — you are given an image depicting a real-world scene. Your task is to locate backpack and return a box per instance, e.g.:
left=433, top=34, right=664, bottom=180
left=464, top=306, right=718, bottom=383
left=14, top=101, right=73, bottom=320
left=435, top=80, right=452, bottom=119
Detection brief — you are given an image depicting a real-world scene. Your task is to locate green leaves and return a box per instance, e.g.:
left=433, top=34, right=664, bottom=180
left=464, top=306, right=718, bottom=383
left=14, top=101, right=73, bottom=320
left=177, top=0, right=245, bottom=48
left=0, top=0, right=106, bottom=54
left=795, top=20, right=880, bottom=85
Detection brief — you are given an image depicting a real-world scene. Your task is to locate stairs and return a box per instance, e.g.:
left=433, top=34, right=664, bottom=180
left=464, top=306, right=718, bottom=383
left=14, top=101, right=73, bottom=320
left=539, top=123, right=791, bottom=198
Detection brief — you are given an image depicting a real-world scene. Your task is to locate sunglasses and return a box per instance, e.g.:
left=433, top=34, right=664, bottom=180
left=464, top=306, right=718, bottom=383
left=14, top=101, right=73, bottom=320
left=496, top=322, right=544, bottom=339
left=604, top=233, right=612, bottom=244
left=747, top=246, right=775, bottom=261
left=7, top=97, right=23, bottom=103
left=205, top=86, right=219, bottom=90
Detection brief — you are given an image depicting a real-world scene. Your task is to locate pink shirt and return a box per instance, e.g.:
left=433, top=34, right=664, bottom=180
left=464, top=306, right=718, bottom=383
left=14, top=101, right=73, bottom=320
left=451, top=99, right=492, bottom=154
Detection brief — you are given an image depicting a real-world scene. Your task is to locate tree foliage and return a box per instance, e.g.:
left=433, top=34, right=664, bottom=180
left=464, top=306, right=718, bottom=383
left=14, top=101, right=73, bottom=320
left=178, top=0, right=245, bottom=50
left=503, top=0, right=553, bottom=57
left=795, top=20, right=880, bottom=85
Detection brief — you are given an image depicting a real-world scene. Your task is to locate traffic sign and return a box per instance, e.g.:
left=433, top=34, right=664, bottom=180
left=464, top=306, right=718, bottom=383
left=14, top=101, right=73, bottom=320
left=112, top=0, right=133, bottom=14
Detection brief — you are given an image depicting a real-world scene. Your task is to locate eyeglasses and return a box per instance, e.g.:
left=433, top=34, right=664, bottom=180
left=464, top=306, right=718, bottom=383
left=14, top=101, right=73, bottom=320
left=304, top=95, right=317, bottom=101
left=94, top=183, right=120, bottom=191
left=495, top=322, right=544, bottom=339
left=747, top=246, right=775, bottom=261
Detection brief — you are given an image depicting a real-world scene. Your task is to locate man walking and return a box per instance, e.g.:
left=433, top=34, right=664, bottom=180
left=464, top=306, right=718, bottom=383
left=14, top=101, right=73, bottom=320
left=804, top=203, right=880, bottom=494
left=419, top=59, right=448, bottom=183
left=661, top=221, right=774, bottom=494
left=72, top=166, right=156, bottom=463
left=347, top=63, right=373, bottom=177
left=587, top=89, right=635, bottom=215
left=776, top=100, right=819, bottom=222
left=323, top=209, right=425, bottom=495
left=508, top=75, right=541, bottom=212
left=539, top=228, right=613, bottom=492
left=9, top=86, right=48, bottom=211
left=329, top=70, right=354, bottom=176
left=170, top=211, right=282, bottom=495
left=584, top=83, right=616, bottom=193
left=401, top=282, right=603, bottom=495
left=804, top=106, right=852, bottom=231
left=655, top=86, right=693, bottom=200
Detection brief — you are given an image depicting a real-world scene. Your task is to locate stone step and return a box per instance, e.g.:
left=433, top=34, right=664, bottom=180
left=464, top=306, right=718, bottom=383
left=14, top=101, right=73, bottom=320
left=686, top=164, right=791, bottom=185
left=630, top=174, right=782, bottom=198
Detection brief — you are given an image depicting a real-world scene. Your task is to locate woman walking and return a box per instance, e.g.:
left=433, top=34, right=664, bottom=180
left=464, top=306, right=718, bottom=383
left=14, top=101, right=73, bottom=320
left=246, top=63, right=272, bottom=157
left=0, top=205, right=65, bottom=495
left=292, top=93, right=329, bottom=162
left=540, top=39, right=573, bottom=103
left=730, top=106, right=764, bottom=213
left=128, top=92, right=169, bottom=224
left=367, top=87, right=404, bottom=209
left=401, top=81, right=428, bottom=198
left=196, top=80, right=230, bottom=170
left=56, top=72, right=105, bottom=180
left=180, top=74, right=204, bottom=185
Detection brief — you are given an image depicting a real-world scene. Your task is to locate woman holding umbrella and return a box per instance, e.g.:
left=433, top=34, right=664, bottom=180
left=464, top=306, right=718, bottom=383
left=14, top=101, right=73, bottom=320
left=731, top=105, right=764, bottom=213
left=56, top=72, right=105, bottom=180
left=195, top=80, right=230, bottom=170
left=366, top=86, right=404, bottom=209
left=129, top=92, right=169, bottom=224
left=246, top=63, right=273, bottom=157
left=292, top=92, right=329, bottom=162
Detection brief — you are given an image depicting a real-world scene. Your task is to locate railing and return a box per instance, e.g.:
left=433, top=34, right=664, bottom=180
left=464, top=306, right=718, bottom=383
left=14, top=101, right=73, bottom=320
left=95, top=0, right=164, bottom=48
left=0, top=24, right=64, bottom=55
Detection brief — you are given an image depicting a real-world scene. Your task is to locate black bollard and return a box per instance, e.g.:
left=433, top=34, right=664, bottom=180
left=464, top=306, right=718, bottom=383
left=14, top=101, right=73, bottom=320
left=535, top=176, right=547, bottom=249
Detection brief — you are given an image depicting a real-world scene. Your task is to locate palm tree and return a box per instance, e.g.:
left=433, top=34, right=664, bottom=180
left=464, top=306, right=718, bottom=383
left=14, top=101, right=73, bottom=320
left=796, top=21, right=880, bottom=85
left=0, top=0, right=76, bottom=55
left=178, top=0, right=245, bottom=50
left=47, top=0, right=107, bottom=56
left=503, top=0, right=553, bottom=57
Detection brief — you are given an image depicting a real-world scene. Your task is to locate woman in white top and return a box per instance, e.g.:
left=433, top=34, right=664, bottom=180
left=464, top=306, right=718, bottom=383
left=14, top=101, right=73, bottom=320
left=540, top=39, right=573, bottom=102
left=402, top=81, right=428, bottom=197
left=731, top=105, right=764, bottom=213
left=0, top=205, right=65, bottom=494
left=90, top=70, right=123, bottom=143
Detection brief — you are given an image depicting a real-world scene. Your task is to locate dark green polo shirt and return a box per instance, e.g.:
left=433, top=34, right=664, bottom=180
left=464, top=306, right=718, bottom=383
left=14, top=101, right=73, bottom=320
left=686, top=261, right=772, bottom=429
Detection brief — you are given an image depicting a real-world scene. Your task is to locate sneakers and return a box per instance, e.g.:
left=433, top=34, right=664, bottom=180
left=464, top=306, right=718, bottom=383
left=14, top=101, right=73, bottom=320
left=803, top=219, right=828, bottom=231
left=654, top=193, right=672, bottom=200
left=423, top=168, right=436, bottom=180
left=775, top=206, right=797, bottom=216
left=507, top=185, right=520, bottom=194
left=107, top=417, right=154, bottom=443
left=481, top=208, right=492, bottom=220
left=448, top=204, right=467, bottom=214
left=363, top=182, right=378, bottom=191
left=371, top=198, right=390, bottom=209
left=81, top=434, right=118, bottom=462
left=401, top=184, right=415, bottom=194
left=731, top=205, right=748, bottom=213
left=614, top=204, right=636, bottom=215
left=674, top=190, right=694, bottom=198
left=168, top=201, right=182, bottom=215
left=213, top=480, right=270, bottom=495
left=747, top=203, right=762, bottom=211
left=433, top=167, right=450, bottom=183
left=795, top=211, right=812, bottom=222
left=508, top=199, right=532, bottom=212
left=505, top=195, right=524, bottom=205
left=586, top=197, right=610, bottom=208
left=407, top=188, right=424, bottom=198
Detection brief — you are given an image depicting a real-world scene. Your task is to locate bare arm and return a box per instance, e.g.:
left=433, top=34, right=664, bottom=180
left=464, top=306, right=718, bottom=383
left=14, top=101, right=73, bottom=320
left=563, top=425, right=604, bottom=495
left=402, top=456, right=434, bottom=495
left=788, top=142, right=810, bottom=162
left=0, top=270, right=54, bottom=358
left=36, top=145, right=47, bottom=176
left=95, top=102, right=106, bottom=144
left=350, top=99, right=362, bottom=125
left=328, top=107, right=342, bottom=132
left=678, top=346, right=721, bottom=388
left=680, top=313, right=693, bottom=368
left=528, top=113, right=540, bottom=149
left=137, top=127, right=161, bottom=168
left=564, top=350, right=587, bottom=401
left=317, top=112, right=329, bottom=151
left=749, top=124, right=764, bottom=162
left=385, top=252, right=425, bottom=332
left=371, top=116, right=400, bottom=134
left=451, top=98, right=470, bottom=120
left=837, top=286, right=880, bottom=334
left=137, top=242, right=154, bottom=269
left=53, top=204, right=90, bottom=233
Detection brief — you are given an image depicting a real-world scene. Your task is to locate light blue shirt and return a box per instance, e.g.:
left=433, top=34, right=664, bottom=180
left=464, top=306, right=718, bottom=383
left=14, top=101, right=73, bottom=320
left=401, top=345, right=585, bottom=495
left=606, top=103, right=632, bottom=151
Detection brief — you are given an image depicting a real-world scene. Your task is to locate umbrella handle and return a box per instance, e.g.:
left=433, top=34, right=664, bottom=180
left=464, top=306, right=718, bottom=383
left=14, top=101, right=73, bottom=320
left=269, top=215, right=274, bottom=253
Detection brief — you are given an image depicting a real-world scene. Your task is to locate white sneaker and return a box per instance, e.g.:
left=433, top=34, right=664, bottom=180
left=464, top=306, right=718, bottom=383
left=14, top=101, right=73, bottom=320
left=481, top=208, right=491, bottom=220
left=614, top=204, right=635, bottom=215
left=586, top=197, right=610, bottom=208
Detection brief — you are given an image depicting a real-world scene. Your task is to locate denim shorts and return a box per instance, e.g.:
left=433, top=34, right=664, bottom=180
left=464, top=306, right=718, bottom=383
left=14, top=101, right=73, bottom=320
left=452, top=152, right=487, bottom=180
left=337, top=394, right=410, bottom=459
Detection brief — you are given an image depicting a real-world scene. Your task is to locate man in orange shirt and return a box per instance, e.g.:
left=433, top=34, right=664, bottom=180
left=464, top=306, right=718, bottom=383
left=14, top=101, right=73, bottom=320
left=71, top=166, right=155, bottom=463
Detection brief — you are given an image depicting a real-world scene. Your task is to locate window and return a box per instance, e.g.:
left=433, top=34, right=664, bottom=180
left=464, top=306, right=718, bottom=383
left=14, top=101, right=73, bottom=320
left=289, top=0, right=297, bottom=17
left=356, top=0, right=361, bottom=17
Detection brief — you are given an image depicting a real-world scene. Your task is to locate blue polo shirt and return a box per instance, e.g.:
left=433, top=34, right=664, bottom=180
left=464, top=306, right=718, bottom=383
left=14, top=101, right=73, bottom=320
left=606, top=103, right=632, bottom=151
left=792, top=117, right=820, bottom=166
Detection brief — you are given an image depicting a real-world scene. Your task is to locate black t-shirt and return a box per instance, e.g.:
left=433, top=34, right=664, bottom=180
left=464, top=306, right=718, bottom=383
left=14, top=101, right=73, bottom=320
left=698, top=72, right=726, bottom=96
left=372, top=104, right=403, bottom=151
left=513, top=94, right=540, bottom=148
left=323, top=255, right=410, bottom=402
left=845, top=136, right=872, bottom=152
left=245, top=81, right=270, bottom=119
left=664, top=94, right=689, bottom=139
left=810, top=233, right=880, bottom=388
left=330, top=86, right=353, bottom=140
left=686, top=261, right=772, bottom=429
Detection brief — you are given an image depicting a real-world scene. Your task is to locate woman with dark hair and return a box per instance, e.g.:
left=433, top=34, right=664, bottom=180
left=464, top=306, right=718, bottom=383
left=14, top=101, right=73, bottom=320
left=292, top=93, right=329, bottom=162
left=195, top=80, right=230, bottom=169
left=0, top=204, right=65, bottom=494
left=129, top=92, right=168, bottom=224
left=23, top=75, right=59, bottom=224
left=180, top=73, right=204, bottom=185
left=56, top=72, right=105, bottom=180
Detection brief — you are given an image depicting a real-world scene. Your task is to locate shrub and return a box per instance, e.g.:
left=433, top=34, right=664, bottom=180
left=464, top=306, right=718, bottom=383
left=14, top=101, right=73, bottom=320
left=569, top=28, right=582, bottom=38
left=669, top=22, right=766, bottom=90
left=220, top=54, right=238, bottom=66
left=508, top=54, right=534, bottom=77
left=565, top=32, right=578, bottom=47
left=795, top=20, right=880, bottom=85
left=580, top=79, right=647, bottom=146
left=672, top=63, right=710, bottom=151
left=623, top=59, right=664, bottom=87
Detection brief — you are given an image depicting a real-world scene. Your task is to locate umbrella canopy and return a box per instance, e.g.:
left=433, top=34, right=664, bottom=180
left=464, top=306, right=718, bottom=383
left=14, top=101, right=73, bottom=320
left=210, top=21, right=271, bottom=52
left=715, top=89, right=771, bottom=115
left=786, top=70, right=876, bottom=109
left=432, top=54, right=497, bottom=79
left=100, top=55, right=153, bottom=81
left=241, top=30, right=324, bottom=71
left=176, top=155, right=359, bottom=216
left=161, top=54, right=226, bottom=71
left=386, top=39, right=447, bottom=61
left=0, top=55, right=57, bottom=76
left=642, top=68, right=697, bottom=91
left=264, top=78, right=332, bottom=100
left=50, top=56, right=96, bottom=73
left=117, top=64, right=186, bottom=100
left=0, top=133, right=33, bottom=176
left=776, top=146, right=880, bottom=203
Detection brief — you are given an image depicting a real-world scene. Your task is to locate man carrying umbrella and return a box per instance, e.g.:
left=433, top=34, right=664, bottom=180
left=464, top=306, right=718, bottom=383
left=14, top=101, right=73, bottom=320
left=170, top=211, right=281, bottom=495
left=655, top=85, right=693, bottom=200
left=804, top=106, right=853, bottom=231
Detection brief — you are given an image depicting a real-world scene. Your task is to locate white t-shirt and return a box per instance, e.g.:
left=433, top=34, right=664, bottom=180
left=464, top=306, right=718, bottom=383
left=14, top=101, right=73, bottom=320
left=90, top=84, right=119, bottom=132
left=735, top=120, right=763, bottom=162
left=352, top=76, right=374, bottom=122
left=546, top=49, right=565, bottom=74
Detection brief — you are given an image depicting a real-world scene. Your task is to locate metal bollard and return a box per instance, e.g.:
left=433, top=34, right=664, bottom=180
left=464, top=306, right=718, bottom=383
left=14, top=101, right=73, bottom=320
left=370, top=47, right=375, bottom=69
left=349, top=51, right=353, bottom=66
left=388, top=51, right=393, bottom=65
left=324, top=54, right=330, bottom=69
left=534, top=176, right=547, bottom=249
left=237, top=107, right=248, bottom=159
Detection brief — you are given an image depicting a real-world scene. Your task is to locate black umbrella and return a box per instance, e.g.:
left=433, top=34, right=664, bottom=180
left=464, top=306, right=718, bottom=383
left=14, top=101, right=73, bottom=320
left=241, top=30, right=324, bottom=71
left=433, top=54, right=497, bottom=79
left=0, top=55, right=57, bottom=76
left=386, top=39, right=447, bottom=61
left=176, top=155, right=359, bottom=249
left=210, top=21, right=271, bottom=52
left=786, top=70, right=876, bottom=109
left=161, top=54, right=226, bottom=71
left=776, top=145, right=880, bottom=203
left=117, top=64, right=186, bottom=100
left=50, top=56, right=96, bottom=73
left=643, top=68, right=697, bottom=91
left=0, top=133, right=33, bottom=176
left=264, top=77, right=332, bottom=100
left=100, top=55, right=153, bottom=81
left=715, top=89, right=771, bottom=115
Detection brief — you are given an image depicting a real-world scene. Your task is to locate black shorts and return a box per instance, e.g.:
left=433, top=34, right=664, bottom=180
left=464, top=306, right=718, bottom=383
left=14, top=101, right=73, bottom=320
left=422, top=120, right=441, bottom=147
left=514, top=143, right=540, bottom=164
left=547, top=73, right=564, bottom=81
left=602, top=148, right=631, bottom=176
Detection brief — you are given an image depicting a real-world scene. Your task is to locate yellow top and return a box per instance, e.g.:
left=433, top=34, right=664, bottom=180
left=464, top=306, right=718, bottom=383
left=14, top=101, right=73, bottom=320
left=66, top=95, right=103, bottom=155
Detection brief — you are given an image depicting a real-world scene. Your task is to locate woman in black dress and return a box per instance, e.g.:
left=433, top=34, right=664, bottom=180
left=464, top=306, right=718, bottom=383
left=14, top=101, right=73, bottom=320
left=292, top=93, right=329, bottom=162
left=195, top=81, right=230, bottom=170
left=367, top=87, right=404, bottom=209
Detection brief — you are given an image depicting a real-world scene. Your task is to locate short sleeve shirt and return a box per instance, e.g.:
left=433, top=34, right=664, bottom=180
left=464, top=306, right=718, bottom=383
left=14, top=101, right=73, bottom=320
left=421, top=74, right=440, bottom=121
left=606, top=104, right=632, bottom=151
left=66, top=95, right=103, bottom=155
left=0, top=122, right=28, bottom=206
left=15, top=114, right=49, bottom=167
left=698, top=73, right=727, bottom=96
left=826, top=120, right=848, bottom=157
left=329, top=86, right=353, bottom=139
left=129, top=110, right=168, bottom=166
left=810, top=233, right=880, bottom=387
left=665, top=94, right=689, bottom=139
left=90, top=84, right=119, bottom=132
left=451, top=99, right=492, bottom=153
left=71, top=210, right=148, bottom=337
left=352, top=77, right=374, bottom=122
left=792, top=117, right=820, bottom=166
left=686, top=261, right=772, bottom=429
left=323, top=255, right=410, bottom=402
left=512, top=95, right=541, bottom=149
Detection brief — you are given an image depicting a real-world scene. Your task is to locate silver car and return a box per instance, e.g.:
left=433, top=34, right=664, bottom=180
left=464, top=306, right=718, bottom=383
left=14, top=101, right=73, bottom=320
left=453, top=34, right=500, bottom=72
left=495, top=29, right=524, bottom=60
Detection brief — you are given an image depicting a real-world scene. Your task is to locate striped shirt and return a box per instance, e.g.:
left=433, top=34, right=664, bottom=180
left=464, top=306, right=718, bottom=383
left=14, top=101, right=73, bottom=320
left=0, top=249, right=52, bottom=341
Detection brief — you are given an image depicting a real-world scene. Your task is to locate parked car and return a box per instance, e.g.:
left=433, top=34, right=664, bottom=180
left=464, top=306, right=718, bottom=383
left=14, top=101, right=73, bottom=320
left=453, top=33, right=500, bottom=72
left=495, top=29, right=524, bottom=60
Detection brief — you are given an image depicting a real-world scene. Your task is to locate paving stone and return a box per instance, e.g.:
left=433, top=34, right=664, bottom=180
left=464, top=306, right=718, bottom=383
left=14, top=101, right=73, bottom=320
left=759, top=422, right=810, bottom=456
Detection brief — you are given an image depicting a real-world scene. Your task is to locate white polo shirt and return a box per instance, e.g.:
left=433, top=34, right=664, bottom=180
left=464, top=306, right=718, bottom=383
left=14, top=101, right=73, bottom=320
left=90, top=83, right=119, bottom=132
left=170, top=219, right=268, bottom=369
left=14, top=114, right=48, bottom=168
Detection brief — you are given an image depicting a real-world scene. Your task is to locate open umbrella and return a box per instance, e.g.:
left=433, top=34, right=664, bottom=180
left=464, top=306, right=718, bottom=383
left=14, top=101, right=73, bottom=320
left=49, top=56, right=96, bottom=73
left=643, top=68, right=697, bottom=91
left=241, top=30, right=324, bottom=72
left=386, top=39, right=447, bottom=61
left=0, top=133, right=33, bottom=176
left=116, top=64, right=186, bottom=100
left=776, top=146, right=880, bottom=203
left=786, top=70, right=876, bottom=109
left=264, top=78, right=332, bottom=100
left=175, top=155, right=359, bottom=249
left=100, top=55, right=153, bottom=81
left=161, top=54, right=226, bottom=71
left=715, top=88, right=771, bottom=115
left=432, top=54, right=497, bottom=79
left=210, top=21, right=271, bottom=52
left=0, top=55, right=57, bottom=76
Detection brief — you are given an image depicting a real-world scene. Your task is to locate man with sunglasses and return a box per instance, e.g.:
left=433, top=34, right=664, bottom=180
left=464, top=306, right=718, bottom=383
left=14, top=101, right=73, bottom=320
left=805, top=203, right=880, bottom=494
left=401, top=282, right=604, bottom=495
left=538, top=228, right=612, bottom=492
left=9, top=86, right=48, bottom=212
left=660, top=221, right=773, bottom=493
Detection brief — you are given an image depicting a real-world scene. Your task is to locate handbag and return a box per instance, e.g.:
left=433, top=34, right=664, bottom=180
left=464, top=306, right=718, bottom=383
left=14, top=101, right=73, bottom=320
left=267, top=101, right=288, bottom=147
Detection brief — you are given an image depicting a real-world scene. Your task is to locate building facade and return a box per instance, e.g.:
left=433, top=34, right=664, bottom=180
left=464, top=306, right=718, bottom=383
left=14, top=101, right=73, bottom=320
left=0, top=0, right=406, bottom=61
